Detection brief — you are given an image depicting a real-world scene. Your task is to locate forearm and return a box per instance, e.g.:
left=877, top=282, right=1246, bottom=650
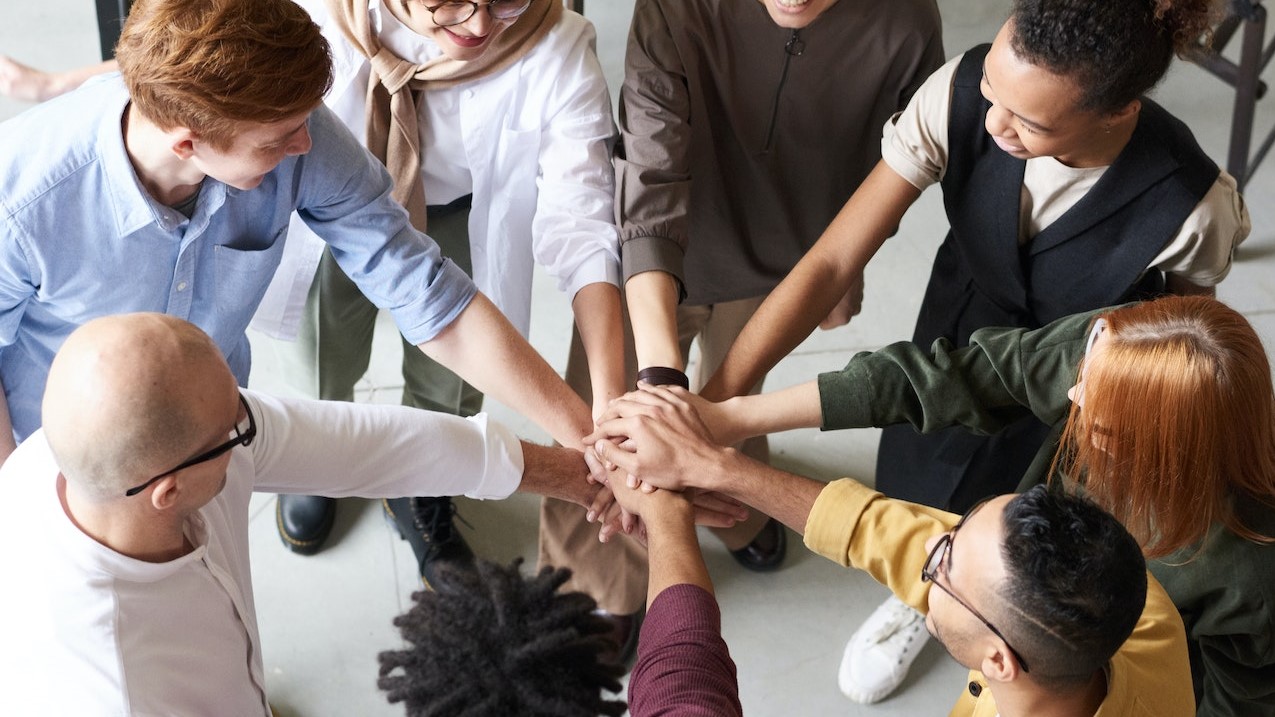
left=626, top=270, right=683, bottom=370
left=692, top=448, right=824, bottom=536
left=571, top=282, right=626, bottom=410
left=700, top=162, right=920, bottom=401
left=420, top=293, right=593, bottom=447
left=516, top=443, right=593, bottom=508
left=644, top=499, right=711, bottom=603
left=717, top=382, right=821, bottom=441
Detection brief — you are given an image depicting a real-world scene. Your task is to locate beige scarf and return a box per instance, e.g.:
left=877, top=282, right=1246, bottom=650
left=325, top=0, right=562, bottom=231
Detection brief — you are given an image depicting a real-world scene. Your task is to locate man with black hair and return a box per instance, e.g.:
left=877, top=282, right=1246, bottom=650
left=589, top=385, right=1195, bottom=715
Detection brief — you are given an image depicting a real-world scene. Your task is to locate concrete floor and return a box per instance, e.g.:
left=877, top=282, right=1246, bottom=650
left=2, top=0, right=1273, bottom=715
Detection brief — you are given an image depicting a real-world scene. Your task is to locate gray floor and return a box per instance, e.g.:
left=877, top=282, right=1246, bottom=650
left=2, top=1, right=1274, bottom=715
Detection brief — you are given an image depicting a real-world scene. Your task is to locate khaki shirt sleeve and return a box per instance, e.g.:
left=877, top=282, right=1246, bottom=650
left=1148, top=170, right=1250, bottom=287
left=880, top=54, right=962, bottom=192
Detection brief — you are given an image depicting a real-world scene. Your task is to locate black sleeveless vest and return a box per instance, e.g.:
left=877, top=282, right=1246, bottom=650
left=912, top=44, right=1218, bottom=347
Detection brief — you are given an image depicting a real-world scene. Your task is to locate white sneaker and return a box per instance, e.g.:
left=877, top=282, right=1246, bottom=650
left=837, top=594, right=930, bottom=703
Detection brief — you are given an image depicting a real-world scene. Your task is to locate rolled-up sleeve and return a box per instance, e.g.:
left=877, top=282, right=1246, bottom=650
left=531, top=21, right=622, bottom=300
left=293, top=107, right=478, bottom=345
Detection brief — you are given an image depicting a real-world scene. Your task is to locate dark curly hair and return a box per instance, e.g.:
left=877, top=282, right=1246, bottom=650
left=1010, top=0, right=1218, bottom=113
left=995, top=486, right=1147, bottom=690
left=377, top=560, right=627, bottom=717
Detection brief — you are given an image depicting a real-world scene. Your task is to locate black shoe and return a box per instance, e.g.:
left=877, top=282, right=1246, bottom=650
left=594, top=609, right=643, bottom=669
left=730, top=517, right=787, bottom=572
left=383, top=496, right=476, bottom=590
left=276, top=494, right=337, bottom=556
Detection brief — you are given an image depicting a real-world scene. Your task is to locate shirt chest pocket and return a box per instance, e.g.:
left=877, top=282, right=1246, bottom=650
left=201, top=227, right=290, bottom=333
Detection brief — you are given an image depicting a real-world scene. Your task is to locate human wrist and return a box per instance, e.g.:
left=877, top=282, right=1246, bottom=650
left=643, top=493, right=697, bottom=532
left=683, top=444, right=741, bottom=494
left=636, top=365, right=689, bottom=390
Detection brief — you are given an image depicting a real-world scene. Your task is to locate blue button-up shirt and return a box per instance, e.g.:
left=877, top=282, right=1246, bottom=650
left=0, top=75, right=477, bottom=441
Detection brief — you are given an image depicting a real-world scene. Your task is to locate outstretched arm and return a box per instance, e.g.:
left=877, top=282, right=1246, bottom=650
left=699, top=161, right=921, bottom=401
left=571, top=282, right=627, bottom=415
left=611, top=471, right=743, bottom=717
left=626, top=270, right=684, bottom=372
left=419, top=293, right=593, bottom=449
left=593, top=381, right=822, bottom=448
left=0, top=57, right=117, bottom=103
left=615, top=0, right=696, bottom=377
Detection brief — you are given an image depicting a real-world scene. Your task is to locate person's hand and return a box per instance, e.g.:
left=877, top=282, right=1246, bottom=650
left=593, top=469, right=748, bottom=543
left=583, top=384, right=727, bottom=493
left=595, top=385, right=747, bottom=447
left=818, top=274, right=865, bottom=331
left=0, top=56, right=62, bottom=103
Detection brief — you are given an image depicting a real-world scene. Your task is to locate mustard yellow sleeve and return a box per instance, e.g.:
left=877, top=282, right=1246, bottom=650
left=803, top=478, right=958, bottom=614
left=1101, top=573, right=1195, bottom=716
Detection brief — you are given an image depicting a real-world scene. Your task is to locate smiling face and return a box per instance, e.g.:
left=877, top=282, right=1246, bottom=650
left=185, top=113, right=313, bottom=190
left=980, top=22, right=1130, bottom=168
left=389, top=0, right=523, bottom=61
left=755, top=0, right=841, bottom=29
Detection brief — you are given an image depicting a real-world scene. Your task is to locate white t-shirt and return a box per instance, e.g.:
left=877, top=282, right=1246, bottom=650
left=881, top=54, right=1249, bottom=286
left=0, top=390, right=522, bottom=715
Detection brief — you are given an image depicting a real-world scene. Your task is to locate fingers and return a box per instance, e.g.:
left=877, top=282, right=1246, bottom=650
left=689, top=491, right=749, bottom=521
left=582, top=415, right=645, bottom=448
left=582, top=447, right=607, bottom=485
left=586, top=482, right=615, bottom=523
left=597, top=512, right=623, bottom=542
left=691, top=505, right=747, bottom=529
left=593, top=384, right=694, bottom=425
left=592, top=435, right=641, bottom=476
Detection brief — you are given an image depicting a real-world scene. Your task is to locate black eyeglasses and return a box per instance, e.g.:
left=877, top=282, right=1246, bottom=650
left=417, top=0, right=533, bottom=28
left=921, top=497, right=1032, bottom=673
left=124, top=394, right=256, bottom=497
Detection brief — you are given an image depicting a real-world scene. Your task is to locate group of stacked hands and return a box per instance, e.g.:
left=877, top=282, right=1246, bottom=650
left=0, top=0, right=1270, bottom=716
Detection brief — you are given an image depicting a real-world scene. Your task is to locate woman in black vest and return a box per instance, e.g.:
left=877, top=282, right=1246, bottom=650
left=695, top=0, right=1248, bottom=706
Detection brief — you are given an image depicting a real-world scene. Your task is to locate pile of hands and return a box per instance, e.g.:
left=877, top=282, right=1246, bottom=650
left=578, top=384, right=751, bottom=544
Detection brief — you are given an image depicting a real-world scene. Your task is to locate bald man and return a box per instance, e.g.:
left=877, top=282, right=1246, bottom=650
left=0, top=313, right=618, bottom=715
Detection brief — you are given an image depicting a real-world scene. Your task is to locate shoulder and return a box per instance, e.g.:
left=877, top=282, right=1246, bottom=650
left=0, top=77, right=119, bottom=218
left=1136, top=98, right=1218, bottom=183
left=525, top=10, right=600, bottom=63
left=0, top=431, right=60, bottom=510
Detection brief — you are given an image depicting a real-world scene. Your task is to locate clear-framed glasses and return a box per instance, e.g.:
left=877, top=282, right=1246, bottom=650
left=1084, top=318, right=1108, bottom=360
left=124, top=394, right=256, bottom=497
left=417, top=0, right=534, bottom=27
left=921, top=497, right=1032, bottom=673
left=1070, top=317, right=1108, bottom=408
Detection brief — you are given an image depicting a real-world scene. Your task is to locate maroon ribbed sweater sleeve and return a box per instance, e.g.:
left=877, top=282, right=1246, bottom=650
left=627, top=584, right=742, bottom=716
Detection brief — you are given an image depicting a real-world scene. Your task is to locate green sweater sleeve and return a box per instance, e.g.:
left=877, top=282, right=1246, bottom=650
left=817, top=308, right=1109, bottom=435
